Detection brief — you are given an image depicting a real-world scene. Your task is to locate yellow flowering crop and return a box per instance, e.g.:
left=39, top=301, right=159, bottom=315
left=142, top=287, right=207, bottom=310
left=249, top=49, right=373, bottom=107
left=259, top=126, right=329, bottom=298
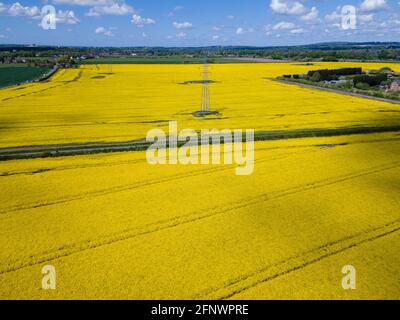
left=0, top=62, right=399, bottom=148
left=0, top=62, right=399, bottom=299
left=0, top=132, right=399, bottom=299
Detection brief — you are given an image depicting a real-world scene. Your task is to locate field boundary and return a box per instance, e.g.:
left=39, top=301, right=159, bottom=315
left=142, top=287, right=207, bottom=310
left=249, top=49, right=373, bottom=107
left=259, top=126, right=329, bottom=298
left=1, top=125, right=400, bottom=161
left=0, top=66, right=58, bottom=90
left=271, top=78, right=400, bottom=105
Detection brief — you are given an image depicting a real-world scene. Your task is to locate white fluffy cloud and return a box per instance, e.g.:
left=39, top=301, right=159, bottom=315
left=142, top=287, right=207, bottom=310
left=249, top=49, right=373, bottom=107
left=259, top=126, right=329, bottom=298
left=236, top=27, right=254, bottom=35
left=176, top=31, right=187, bottom=39
left=131, top=14, right=155, bottom=27
left=173, top=21, right=192, bottom=29
left=53, top=0, right=134, bottom=16
left=38, top=9, right=80, bottom=29
left=55, top=10, right=80, bottom=25
left=359, top=14, right=374, bottom=23
left=54, top=0, right=134, bottom=17
left=273, top=21, right=296, bottom=30
left=270, top=0, right=305, bottom=15
left=236, top=27, right=245, bottom=35
left=0, top=3, right=80, bottom=28
left=95, top=26, right=114, bottom=36
left=167, top=5, right=183, bottom=17
left=53, top=0, right=115, bottom=5
left=290, top=28, right=304, bottom=34
left=301, top=7, right=319, bottom=23
left=86, top=2, right=133, bottom=16
left=0, top=3, right=7, bottom=13
left=360, top=0, right=387, bottom=12
left=325, top=9, right=342, bottom=23
left=8, top=2, right=40, bottom=17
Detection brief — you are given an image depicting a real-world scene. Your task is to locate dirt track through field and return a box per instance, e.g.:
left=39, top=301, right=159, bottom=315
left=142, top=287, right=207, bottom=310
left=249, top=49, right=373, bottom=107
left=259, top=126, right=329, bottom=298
left=1, top=125, right=400, bottom=161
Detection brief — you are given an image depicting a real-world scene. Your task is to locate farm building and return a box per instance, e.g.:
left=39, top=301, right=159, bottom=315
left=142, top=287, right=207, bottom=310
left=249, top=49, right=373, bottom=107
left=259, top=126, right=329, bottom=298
left=389, top=79, right=400, bottom=92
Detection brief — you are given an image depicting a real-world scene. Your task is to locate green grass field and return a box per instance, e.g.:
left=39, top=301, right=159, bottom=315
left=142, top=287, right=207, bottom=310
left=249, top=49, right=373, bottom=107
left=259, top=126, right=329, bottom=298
left=0, top=66, right=51, bottom=88
left=0, top=63, right=29, bottom=68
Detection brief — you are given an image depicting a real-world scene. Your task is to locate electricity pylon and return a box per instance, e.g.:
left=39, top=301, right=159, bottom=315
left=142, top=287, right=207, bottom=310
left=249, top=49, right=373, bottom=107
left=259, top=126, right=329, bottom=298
left=201, top=60, right=211, bottom=112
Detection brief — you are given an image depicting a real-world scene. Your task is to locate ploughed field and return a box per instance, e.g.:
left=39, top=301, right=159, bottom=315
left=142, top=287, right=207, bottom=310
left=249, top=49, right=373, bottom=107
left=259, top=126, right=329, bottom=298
left=0, top=63, right=399, bottom=299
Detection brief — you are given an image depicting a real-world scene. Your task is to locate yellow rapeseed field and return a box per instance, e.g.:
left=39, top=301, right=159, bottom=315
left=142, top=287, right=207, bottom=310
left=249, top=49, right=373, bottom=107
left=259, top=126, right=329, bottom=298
left=0, top=132, right=400, bottom=299
left=0, top=63, right=399, bottom=299
left=0, top=62, right=399, bottom=147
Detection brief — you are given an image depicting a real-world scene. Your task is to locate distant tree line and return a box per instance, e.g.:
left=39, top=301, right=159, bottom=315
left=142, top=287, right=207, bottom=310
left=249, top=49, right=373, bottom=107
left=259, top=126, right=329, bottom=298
left=353, top=74, right=388, bottom=86
left=0, top=42, right=399, bottom=64
left=307, top=68, right=363, bottom=82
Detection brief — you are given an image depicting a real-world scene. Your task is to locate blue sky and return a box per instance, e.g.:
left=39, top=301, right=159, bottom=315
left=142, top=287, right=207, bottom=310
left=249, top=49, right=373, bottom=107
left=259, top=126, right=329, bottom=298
left=0, top=0, right=399, bottom=46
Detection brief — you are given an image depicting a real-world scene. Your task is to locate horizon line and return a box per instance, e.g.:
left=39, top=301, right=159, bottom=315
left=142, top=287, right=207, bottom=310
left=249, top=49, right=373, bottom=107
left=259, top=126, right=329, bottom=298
left=1, top=41, right=400, bottom=50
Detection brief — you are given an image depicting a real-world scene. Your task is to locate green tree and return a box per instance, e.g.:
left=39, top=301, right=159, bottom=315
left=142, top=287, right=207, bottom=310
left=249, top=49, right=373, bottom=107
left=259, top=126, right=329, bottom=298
left=310, top=72, right=321, bottom=82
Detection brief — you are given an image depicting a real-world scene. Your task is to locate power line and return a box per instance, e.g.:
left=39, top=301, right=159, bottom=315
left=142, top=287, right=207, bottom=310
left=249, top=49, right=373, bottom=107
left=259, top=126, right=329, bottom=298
left=201, top=59, right=211, bottom=112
